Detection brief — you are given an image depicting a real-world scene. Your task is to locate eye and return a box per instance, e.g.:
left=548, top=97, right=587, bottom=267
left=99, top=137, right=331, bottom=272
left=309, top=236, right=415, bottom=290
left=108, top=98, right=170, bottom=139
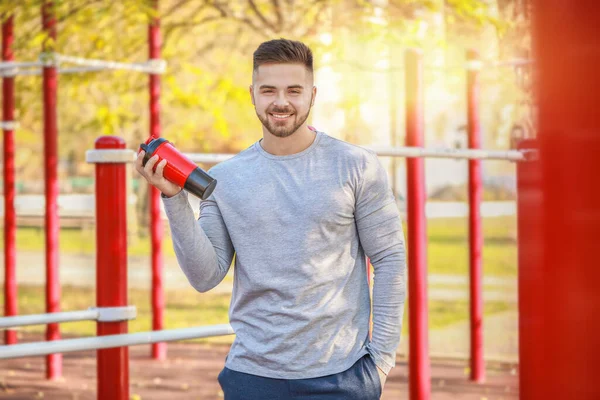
left=262, top=89, right=274, bottom=94
left=289, top=90, right=301, bottom=94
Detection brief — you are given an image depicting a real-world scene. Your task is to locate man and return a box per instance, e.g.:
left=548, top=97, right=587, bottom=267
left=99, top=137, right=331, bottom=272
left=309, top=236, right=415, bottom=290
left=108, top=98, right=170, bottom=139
left=136, top=38, right=406, bottom=400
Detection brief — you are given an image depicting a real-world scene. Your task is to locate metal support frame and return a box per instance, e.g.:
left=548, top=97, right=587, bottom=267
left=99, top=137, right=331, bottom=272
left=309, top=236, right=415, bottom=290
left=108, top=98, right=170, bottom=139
left=42, top=1, right=61, bottom=379
left=405, top=49, right=431, bottom=400
left=183, top=147, right=535, bottom=165
left=0, top=120, right=18, bottom=130
left=2, top=15, right=17, bottom=347
left=467, top=49, right=485, bottom=383
left=85, top=149, right=137, bottom=164
left=0, top=324, right=234, bottom=360
left=0, top=54, right=166, bottom=77
left=148, top=0, right=166, bottom=360
left=0, top=306, right=137, bottom=329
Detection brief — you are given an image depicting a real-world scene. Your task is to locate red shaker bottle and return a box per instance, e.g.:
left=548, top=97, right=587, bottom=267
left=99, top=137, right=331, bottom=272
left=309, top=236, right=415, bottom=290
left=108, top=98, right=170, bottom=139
left=139, top=137, right=217, bottom=200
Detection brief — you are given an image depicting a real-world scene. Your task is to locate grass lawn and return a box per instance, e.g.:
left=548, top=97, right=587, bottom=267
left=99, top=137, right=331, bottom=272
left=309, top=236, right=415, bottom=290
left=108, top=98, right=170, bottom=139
left=426, top=217, right=517, bottom=277
left=0, top=216, right=517, bottom=341
left=0, top=216, right=518, bottom=277
left=0, top=285, right=512, bottom=344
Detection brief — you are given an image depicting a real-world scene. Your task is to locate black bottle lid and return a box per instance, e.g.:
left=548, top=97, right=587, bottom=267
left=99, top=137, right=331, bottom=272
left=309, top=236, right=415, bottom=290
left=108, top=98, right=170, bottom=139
left=139, top=137, right=169, bottom=167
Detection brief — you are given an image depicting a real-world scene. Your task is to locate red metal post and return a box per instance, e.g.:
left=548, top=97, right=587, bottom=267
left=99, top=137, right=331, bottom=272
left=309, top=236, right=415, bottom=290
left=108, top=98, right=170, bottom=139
left=405, top=49, right=430, bottom=400
left=529, top=1, right=600, bottom=398
left=466, top=49, right=484, bottom=383
left=42, top=1, right=61, bottom=380
left=516, top=139, right=542, bottom=400
left=148, top=0, right=166, bottom=360
left=2, top=15, right=17, bottom=346
left=95, top=136, right=129, bottom=400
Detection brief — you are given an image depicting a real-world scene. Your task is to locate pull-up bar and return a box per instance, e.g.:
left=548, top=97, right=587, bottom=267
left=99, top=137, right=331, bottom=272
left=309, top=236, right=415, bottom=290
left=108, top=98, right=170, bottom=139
left=0, top=324, right=235, bottom=360
left=0, top=306, right=137, bottom=329
left=465, top=58, right=533, bottom=70
left=183, top=146, right=536, bottom=165
left=0, top=53, right=166, bottom=77
left=48, top=53, right=167, bottom=74
left=0, top=121, right=18, bottom=130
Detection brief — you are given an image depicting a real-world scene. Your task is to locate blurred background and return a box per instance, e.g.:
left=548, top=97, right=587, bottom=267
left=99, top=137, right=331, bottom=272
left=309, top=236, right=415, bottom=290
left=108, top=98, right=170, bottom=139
left=0, top=0, right=531, bottom=367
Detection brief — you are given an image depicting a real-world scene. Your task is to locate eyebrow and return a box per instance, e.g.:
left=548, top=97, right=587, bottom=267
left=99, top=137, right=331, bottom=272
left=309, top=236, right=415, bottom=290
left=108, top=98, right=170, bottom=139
left=259, top=84, right=305, bottom=90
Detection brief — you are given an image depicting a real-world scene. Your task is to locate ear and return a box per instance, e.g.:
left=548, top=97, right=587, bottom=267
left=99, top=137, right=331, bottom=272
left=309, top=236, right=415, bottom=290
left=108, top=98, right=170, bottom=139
left=311, top=86, right=317, bottom=106
left=249, top=85, right=255, bottom=105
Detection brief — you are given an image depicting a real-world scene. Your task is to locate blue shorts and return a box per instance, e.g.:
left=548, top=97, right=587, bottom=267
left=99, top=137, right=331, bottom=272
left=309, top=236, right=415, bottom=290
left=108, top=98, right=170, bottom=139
left=217, top=354, right=382, bottom=399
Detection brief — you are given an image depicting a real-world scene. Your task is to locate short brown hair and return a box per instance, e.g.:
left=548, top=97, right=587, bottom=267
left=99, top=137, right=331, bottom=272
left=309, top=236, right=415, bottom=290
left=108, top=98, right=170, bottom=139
left=253, top=38, right=313, bottom=75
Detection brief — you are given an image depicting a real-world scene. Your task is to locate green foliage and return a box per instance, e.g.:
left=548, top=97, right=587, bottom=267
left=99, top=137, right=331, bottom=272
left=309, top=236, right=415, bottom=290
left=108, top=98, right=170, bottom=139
left=0, top=1, right=530, bottom=234
left=0, top=0, right=525, bottom=160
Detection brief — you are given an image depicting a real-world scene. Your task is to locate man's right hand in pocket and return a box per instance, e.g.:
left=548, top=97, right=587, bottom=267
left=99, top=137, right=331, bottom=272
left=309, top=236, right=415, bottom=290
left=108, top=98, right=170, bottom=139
left=135, top=150, right=182, bottom=198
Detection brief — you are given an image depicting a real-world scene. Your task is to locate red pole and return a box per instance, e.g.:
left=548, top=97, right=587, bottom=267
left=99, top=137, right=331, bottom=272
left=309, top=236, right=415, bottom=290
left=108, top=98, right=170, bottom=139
left=405, top=49, right=430, bottom=400
left=530, top=1, right=600, bottom=398
left=516, top=139, right=542, bottom=400
left=94, top=137, right=129, bottom=400
left=42, top=1, right=61, bottom=380
left=149, top=0, right=166, bottom=360
left=2, top=15, right=17, bottom=346
left=466, top=49, right=484, bottom=383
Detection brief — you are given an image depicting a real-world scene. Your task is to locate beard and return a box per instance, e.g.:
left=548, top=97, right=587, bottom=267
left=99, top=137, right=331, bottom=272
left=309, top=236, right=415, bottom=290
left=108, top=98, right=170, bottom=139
left=256, top=103, right=312, bottom=138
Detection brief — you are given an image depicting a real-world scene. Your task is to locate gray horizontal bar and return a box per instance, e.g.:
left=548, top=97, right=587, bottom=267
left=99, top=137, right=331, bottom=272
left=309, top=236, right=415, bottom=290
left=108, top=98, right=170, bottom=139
left=0, top=306, right=137, bottom=329
left=0, top=324, right=234, bottom=359
left=184, top=146, right=535, bottom=164
left=0, top=309, right=98, bottom=329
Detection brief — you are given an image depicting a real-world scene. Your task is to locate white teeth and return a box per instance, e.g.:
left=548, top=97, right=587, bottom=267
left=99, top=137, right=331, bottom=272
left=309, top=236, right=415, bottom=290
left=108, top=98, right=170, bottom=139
left=271, top=114, right=291, bottom=119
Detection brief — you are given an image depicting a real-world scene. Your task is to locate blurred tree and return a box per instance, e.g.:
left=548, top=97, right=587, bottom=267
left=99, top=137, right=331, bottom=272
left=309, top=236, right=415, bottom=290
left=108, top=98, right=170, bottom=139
left=0, top=0, right=530, bottom=230
left=0, top=0, right=522, bottom=165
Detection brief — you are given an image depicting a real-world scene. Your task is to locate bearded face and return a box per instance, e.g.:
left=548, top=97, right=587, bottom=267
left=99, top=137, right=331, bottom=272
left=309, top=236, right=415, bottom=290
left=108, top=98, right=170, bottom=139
left=251, top=63, right=316, bottom=139
left=255, top=97, right=313, bottom=138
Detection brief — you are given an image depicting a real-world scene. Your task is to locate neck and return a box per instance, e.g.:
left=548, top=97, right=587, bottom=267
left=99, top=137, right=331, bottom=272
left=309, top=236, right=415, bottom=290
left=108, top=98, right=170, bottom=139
left=260, top=125, right=316, bottom=156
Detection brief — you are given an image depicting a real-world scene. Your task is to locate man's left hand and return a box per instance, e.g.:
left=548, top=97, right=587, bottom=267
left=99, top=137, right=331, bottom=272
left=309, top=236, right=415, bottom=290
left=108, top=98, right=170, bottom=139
left=376, top=365, right=387, bottom=389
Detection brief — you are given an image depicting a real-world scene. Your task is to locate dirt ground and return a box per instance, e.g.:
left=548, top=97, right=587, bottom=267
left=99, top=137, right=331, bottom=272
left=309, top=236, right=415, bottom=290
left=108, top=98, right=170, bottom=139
left=0, top=334, right=518, bottom=400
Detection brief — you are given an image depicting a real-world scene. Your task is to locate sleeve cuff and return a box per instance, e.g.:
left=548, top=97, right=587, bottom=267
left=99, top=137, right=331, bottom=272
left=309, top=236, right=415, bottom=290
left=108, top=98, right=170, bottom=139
left=367, top=346, right=394, bottom=375
left=161, top=189, right=188, bottom=211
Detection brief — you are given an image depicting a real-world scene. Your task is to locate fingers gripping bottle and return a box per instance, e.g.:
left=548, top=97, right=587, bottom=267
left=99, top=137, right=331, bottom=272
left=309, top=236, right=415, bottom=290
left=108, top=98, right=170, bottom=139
left=139, top=137, right=217, bottom=200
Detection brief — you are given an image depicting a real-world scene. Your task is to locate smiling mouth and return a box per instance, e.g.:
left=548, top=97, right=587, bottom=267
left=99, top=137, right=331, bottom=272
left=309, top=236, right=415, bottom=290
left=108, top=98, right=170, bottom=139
left=269, top=113, right=293, bottom=120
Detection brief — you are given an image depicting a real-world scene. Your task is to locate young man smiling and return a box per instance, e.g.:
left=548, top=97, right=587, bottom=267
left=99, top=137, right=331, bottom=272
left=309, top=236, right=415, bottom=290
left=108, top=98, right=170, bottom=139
left=136, top=38, right=406, bottom=399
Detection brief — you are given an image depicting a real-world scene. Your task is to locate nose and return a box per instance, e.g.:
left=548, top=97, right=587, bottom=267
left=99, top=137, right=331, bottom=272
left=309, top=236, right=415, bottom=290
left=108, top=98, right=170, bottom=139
left=273, top=91, right=289, bottom=107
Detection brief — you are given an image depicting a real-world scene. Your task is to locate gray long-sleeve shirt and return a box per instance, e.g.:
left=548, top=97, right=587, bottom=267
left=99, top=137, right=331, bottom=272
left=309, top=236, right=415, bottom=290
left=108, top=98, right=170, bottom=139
left=162, top=130, right=406, bottom=379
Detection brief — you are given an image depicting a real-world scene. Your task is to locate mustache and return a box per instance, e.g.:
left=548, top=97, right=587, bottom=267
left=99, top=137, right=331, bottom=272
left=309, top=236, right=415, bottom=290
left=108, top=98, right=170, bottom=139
left=268, top=107, right=295, bottom=114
